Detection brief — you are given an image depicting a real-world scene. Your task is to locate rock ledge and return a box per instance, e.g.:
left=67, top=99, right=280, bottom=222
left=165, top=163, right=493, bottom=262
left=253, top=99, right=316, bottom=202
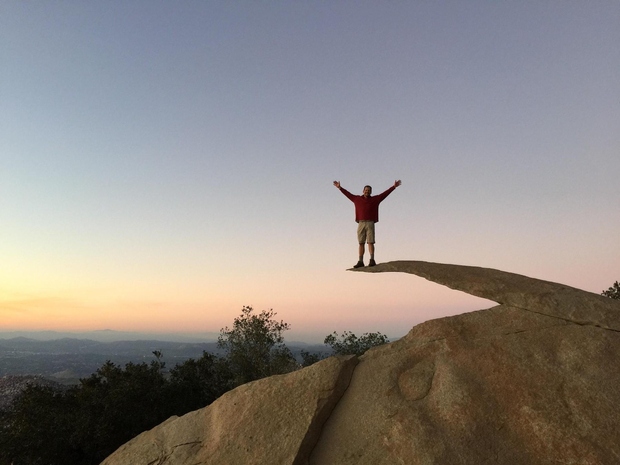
left=103, top=261, right=620, bottom=465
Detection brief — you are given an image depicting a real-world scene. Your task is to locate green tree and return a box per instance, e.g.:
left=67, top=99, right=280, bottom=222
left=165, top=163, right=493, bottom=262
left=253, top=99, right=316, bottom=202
left=72, top=359, right=172, bottom=463
left=0, top=384, right=79, bottom=465
left=324, top=331, right=390, bottom=356
left=0, top=358, right=175, bottom=465
left=299, top=349, right=325, bottom=367
left=167, top=351, right=234, bottom=413
left=217, top=306, right=298, bottom=385
left=602, top=281, right=620, bottom=300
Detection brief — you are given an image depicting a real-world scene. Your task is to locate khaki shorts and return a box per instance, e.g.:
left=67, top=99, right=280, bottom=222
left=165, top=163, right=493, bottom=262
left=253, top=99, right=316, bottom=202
left=357, top=220, right=376, bottom=244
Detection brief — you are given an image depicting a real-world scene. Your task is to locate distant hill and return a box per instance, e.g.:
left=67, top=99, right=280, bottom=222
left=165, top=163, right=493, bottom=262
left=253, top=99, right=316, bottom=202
left=0, top=336, right=330, bottom=382
left=0, top=337, right=221, bottom=380
left=0, top=330, right=220, bottom=343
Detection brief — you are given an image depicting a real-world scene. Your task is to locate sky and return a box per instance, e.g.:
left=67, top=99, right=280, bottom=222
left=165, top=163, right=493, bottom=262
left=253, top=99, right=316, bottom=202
left=1, top=1, right=618, bottom=343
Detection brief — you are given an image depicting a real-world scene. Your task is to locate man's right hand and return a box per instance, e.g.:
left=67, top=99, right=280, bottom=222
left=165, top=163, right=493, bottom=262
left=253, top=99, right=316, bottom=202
left=333, top=181, right=341, bottom=189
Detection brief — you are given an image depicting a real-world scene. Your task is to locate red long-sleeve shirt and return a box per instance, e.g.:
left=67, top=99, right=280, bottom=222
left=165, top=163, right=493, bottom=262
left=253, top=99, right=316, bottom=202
left=339, top=186, right=396, bottom=223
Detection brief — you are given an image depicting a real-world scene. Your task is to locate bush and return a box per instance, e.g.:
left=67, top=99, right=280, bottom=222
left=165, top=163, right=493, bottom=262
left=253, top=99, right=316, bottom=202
left=324, top=331, right=390, bottom=356
left=168, top=351, right=234, bottom=413
left=602, top=281, right=620, bottom=300
left=0, top=359, right=173, bottom=465
left=217, top=306, right=298, bottom=385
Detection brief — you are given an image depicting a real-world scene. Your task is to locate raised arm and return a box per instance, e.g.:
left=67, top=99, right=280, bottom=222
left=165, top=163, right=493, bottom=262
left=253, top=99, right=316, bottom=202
left=334, top=181, right=357, bottom=201
left=374, top=180, right=401, bottom=202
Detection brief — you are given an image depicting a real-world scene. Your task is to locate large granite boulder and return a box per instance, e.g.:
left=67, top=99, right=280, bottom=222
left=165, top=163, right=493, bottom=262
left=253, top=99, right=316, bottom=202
left=102, top=261, right=620, bottom=465
left=101, top=354, right=357, bottom=465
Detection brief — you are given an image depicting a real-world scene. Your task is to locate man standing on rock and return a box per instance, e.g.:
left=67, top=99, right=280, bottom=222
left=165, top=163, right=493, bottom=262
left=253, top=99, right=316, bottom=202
left=333, top=180, right=401, bottom=268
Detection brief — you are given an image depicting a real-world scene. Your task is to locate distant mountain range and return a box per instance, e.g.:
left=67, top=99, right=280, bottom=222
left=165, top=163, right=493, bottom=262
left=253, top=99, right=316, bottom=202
left=0, top=333, right=330, bottom=382
left=0, top=336, right=219, bottom=381
left=0, top=329, right=220, bottom=343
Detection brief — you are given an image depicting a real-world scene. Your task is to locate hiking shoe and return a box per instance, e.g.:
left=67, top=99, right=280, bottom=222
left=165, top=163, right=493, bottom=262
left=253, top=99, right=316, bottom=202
left=353, top=261, right=365, bottom=268
left=369, top=259, right=376, bottom=267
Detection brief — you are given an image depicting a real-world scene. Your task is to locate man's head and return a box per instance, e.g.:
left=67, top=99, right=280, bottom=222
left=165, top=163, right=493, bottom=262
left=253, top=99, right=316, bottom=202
left=363, top=185, right=372, bottom=197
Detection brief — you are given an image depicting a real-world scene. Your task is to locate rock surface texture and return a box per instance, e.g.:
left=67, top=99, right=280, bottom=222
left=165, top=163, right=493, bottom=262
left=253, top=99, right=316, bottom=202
left=102, top=261, right=620, bottom=465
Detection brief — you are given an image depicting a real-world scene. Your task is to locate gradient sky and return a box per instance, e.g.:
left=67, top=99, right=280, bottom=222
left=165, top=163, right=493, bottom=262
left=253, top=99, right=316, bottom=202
left=2, top=1, right=618, bottom=342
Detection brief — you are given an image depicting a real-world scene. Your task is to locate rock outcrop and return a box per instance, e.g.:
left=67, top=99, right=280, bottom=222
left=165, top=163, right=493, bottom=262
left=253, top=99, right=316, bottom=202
left=102, top=261, right=620, bottom=465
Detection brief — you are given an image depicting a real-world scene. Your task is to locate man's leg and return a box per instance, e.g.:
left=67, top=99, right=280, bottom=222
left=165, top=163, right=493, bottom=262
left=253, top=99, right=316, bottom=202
left=353, top=243, right=365, bottom=268
left=367, top=223, right=376, bottom=266
left=354, top=223, right=367, bottom=268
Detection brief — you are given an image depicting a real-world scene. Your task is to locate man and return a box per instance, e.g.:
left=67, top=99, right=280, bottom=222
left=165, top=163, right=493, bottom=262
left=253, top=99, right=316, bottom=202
left=333, top=179, right=402, bottom=268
